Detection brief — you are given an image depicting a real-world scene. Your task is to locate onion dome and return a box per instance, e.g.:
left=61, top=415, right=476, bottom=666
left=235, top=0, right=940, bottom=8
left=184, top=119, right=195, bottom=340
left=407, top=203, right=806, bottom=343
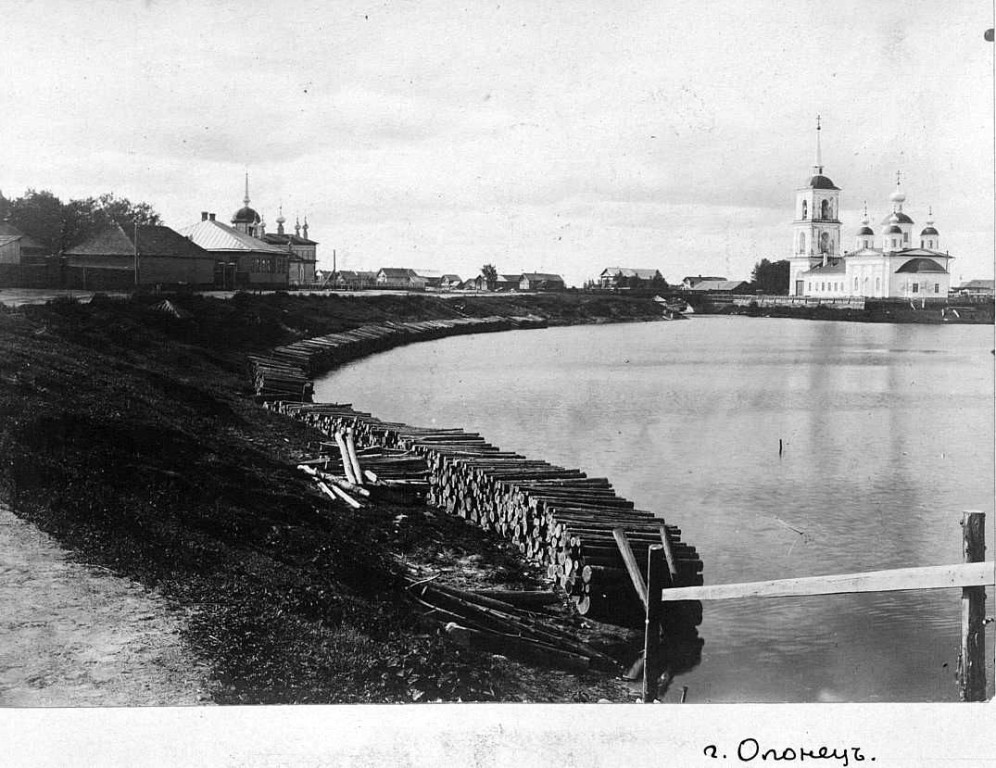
left=921, top=206, right=938, bottom=236
left=889, top=186, right=906, bottom=204
left=858, top=202, right=874, bottom=235
left=231, top=205, right=260, bottom=225
left=275, top=206, right=286, bottom=226
left=881, top=210, right=913, bottom=225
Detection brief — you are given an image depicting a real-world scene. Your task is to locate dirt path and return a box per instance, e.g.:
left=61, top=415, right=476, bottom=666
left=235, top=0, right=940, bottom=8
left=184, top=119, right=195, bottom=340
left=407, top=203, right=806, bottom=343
left=0, top=505, right=213, bottom=706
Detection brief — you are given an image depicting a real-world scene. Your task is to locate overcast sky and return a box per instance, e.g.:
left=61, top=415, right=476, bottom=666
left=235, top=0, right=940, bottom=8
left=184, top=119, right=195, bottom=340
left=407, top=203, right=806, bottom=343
left=1, top=0, right=992, bottom=285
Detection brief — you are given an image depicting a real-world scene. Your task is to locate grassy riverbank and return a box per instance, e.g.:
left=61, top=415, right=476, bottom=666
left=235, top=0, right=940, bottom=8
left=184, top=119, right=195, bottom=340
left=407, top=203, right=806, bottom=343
left=0, top=291, right=665, bottom=703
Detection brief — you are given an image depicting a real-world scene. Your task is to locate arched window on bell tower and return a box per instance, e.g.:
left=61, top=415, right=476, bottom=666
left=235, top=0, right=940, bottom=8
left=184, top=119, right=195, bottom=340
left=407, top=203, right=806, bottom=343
left=802, top=200, right=808, bottom=220
left=821, top=199, right=830, bottom=220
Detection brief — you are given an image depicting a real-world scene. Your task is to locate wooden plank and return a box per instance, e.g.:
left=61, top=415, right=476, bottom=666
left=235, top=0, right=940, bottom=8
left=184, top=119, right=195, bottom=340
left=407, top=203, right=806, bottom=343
left=642, top=546, right=665, bottom=703
left=960, top=511, right=986, bottom=702
left=612, top=528, right=648, bottom=608
left=657, top=525, right=679, bottom=585
left=658, top=561, right=995, bottom=602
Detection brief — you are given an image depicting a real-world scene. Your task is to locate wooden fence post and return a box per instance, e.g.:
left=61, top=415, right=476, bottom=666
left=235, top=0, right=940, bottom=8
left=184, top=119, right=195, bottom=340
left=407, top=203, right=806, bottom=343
left=643, top=545, right=665, bottom=702
left=959, top=511, right=986, bottom=702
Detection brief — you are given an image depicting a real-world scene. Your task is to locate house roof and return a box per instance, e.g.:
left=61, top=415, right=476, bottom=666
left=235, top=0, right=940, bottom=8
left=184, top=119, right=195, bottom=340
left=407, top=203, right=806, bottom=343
left=262, top=233, right=318, bottom=247
left=600, top=267, right=661, bottom=279
left=895, top=257, right=947, bottom=274
left=441, top=274, right=461, bottom=282
left=802, top=260, right=846, bottom=275
left=682, top=275, right=726, bottom=285
left=686, top=279, right=745, bottom=291
left=378, top=267, right=419, bottom=278
left=521, top=272, right=564, bottom=282
left=0, top=235, right=21, bottom=248
left=65, top=223, right=212, bottom=259
left=177, top=219, right=287, bottom=254
left=957, top=279, right=994, bottom=290
left=497, top=274, right=521, bottom=282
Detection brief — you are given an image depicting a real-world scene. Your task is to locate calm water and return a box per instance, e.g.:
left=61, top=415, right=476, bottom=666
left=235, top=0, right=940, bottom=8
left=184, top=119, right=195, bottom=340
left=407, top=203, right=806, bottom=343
left=315, top=317, right=995, bottom=702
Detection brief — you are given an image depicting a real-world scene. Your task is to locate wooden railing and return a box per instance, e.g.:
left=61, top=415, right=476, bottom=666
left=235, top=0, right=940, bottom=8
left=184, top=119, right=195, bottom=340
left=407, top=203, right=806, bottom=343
left=623, top=511, right=991, bottom=702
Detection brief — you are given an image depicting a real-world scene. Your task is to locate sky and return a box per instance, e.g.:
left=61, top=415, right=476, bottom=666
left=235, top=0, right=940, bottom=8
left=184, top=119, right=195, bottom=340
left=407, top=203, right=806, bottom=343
left=1, top=0, right=993, bottom=286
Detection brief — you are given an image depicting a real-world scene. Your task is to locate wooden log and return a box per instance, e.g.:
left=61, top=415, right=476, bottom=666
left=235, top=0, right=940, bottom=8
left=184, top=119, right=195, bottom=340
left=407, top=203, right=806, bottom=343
left=333, top=431, right=358, bottom=485
left=643, top=545, right=665, bottom=703
left=959, top=511, right=987, bottom=702
left=345, top=427, right=364, bottom=486
left=613, top=528, right=648, bottom=608
left=322, top=480, right=362, bottom=509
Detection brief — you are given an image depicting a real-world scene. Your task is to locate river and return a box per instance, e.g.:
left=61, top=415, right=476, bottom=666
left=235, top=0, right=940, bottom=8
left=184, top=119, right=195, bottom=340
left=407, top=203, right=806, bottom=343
left=314, top=316, right=995, bottom=703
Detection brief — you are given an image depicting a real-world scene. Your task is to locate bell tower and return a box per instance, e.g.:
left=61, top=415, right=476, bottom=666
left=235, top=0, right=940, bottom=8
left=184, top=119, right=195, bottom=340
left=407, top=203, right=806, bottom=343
left=788, top=116, right=843, bottom=296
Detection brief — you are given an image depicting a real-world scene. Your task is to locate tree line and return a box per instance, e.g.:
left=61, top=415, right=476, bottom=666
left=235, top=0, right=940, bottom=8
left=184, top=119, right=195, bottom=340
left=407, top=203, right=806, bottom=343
left=0, top=189, right=160, bottom=254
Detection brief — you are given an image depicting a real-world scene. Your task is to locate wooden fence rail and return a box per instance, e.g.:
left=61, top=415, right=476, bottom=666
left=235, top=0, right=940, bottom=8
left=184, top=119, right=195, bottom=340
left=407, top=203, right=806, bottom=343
left=641, top=511, right=990, bottom=703
left=656, top=561, right=994, bottom=602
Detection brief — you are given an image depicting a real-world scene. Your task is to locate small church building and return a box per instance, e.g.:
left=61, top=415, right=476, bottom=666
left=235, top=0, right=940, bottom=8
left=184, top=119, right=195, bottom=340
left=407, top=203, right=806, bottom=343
left=787, top=119, right=953, bottom=300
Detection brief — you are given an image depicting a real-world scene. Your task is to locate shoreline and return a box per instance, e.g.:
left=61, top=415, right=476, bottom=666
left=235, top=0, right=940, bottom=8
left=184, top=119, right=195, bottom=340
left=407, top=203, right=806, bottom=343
left=0, top=291, right=673, bottom=704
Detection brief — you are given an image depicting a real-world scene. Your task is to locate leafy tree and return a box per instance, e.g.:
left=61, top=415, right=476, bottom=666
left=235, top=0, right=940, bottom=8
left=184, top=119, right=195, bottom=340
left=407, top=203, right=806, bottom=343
left=5, top=189, right=161, bottom=253
left=749, top=258, right=790, bottom=295
left=63, top=193, right=161, bottom=250
left=481, top=263, right=498, bottom=290
left=7, top=189, right=66, bottom=252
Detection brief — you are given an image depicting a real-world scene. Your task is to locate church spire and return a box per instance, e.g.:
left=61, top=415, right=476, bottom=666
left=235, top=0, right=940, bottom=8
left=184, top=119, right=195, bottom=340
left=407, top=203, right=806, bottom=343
left=243, top=172, right=251, bottom=206
left=814, top=115, right=823, bottom=175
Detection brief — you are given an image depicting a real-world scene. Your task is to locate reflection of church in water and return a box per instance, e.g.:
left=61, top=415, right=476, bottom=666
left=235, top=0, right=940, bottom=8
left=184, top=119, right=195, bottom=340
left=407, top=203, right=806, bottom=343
left=787, top=119, right=953, bottom=299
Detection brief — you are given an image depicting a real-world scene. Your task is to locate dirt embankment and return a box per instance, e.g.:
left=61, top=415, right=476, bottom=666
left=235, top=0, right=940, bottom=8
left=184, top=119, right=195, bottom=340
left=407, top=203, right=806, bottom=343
left=0, top=504, right=212, bottom=706
left=0, top=292, right=660, bottom=704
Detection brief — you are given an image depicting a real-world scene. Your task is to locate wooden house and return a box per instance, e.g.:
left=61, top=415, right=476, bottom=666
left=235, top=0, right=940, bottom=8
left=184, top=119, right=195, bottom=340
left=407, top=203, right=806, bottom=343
left=64, top=223, right=217, bottom=290
left=519, top=272, right=565, bottom=291
left=178, top=213, right=289, bottom=289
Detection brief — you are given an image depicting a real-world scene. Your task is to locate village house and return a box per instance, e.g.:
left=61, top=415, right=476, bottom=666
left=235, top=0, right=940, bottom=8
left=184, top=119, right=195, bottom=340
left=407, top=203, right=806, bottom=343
left=0, top=221, right=48, bottom=264
left=495, top=273, right=521, bottom=291
left=413, top=269, right=444, bottom=290
left=440, top=274, right=462, bottom=290
left=599, top=267, right=663, bottom=289
left=327, top=270, right=376, bottom=290
left=681, top=275, right=727, bottom=290
left=376, top=267, right=426, bottom=290
left=519, top=273, right=565, bottom=291
left=685, top=279, right=748, bottom=294
left=953, top=279, right=994, bottom=298
left=63, top=222, right=216, bottom=290
left=178, top=212, right=289, bottom=289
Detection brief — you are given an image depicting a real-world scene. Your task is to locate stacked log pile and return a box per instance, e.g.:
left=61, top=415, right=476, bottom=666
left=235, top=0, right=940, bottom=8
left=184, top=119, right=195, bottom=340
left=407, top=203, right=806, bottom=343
left=270, top=400, right=703, bottom=630
left=248, top=315, right=547, bottom=401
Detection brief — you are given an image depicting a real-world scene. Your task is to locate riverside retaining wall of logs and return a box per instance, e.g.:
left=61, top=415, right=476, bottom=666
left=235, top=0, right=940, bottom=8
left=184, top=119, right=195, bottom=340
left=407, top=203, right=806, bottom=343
left=266, top=400, right=704, bottom=630
left=248, top=315, right=548, bottom=401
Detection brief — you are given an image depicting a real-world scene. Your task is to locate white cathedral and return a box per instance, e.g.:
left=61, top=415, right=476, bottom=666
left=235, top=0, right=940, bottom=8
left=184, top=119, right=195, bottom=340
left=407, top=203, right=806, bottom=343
left=787, top=119, right=953, bottom=300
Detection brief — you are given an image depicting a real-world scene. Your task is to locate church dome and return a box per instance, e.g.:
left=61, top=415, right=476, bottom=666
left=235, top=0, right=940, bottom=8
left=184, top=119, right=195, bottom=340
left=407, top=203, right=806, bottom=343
left=890, top=186, right=906, bottom=204
left=886, top=225, right=903, bottom=234
left=806, top=174, right=839, bottom=190
left=858, top=226, right=875, bottom=235
left=881, top=211, right=913, bottom=225
left=232, top=206, right=261, bottom=225
left=921, top=226, right=938, bottom=236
